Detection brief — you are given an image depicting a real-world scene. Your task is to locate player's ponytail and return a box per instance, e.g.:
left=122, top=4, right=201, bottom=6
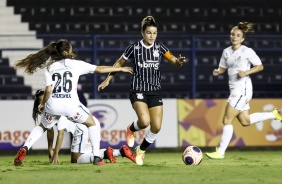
left=141, top=16, right=158, bottom=32
left=236, top=22, right=255, bottom=37
left=14, top=42, right=56, bottom=74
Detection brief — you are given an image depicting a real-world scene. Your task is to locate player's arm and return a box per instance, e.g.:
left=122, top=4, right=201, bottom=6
left=97, top=57, right=128, bottom=91
left=47, top=128, right=54, bottom=161
left=213, top=67, right=227, bottom=76
left=38, top=85, right=52, bottom=113
left=164, top=51, right=186, bottom=68
left=237, top=64, right=264, bottom=78
left=50, top=129, right=64, bottom=164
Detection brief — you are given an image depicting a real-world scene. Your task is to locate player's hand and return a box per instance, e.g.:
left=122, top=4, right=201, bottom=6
left=237, top=70, right=247, bottom=78
left=48, top=149, right=54, bottom=162
left=50, top=153, right=60, bottom=164
left=176, top=54, right=186, bottom=67
left=213, top=69, right=220, bottom=76
left=121, top=67, right=133, bottom=74
left=38, top=103, right=45, bottom=113
left=98, top=80, right=110, bottom=91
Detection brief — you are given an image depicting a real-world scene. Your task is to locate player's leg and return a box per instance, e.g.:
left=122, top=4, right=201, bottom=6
left=206, top=103, right=239, bottom=159
left=70, top=104, right=105, bottom=165
left=14, top=123, right=46, bottom=166
left=127, top=101, right=150, bottom=147
left=135, top=105, right=163, bottom=165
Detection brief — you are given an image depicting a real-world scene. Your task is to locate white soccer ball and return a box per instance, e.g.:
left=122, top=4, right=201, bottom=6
left=182, top=146, right=203, bottom=165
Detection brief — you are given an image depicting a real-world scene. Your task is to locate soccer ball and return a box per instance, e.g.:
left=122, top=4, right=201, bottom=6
left=182, top=146, right=203, bottom=165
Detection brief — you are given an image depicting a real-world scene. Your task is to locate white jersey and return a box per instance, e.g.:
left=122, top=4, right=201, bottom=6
left=219, top=45, right=262, bottom=95
left=44, top=59, right=96, bottom=115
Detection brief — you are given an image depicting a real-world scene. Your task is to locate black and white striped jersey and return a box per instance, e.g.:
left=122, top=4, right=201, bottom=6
left=122, top=40, right=170, bottom=92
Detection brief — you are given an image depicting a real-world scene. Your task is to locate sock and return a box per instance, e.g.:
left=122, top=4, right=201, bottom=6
left=115, top=149, right=121, bottom=157
left=140, top=130, right=157, bottom=151
left=24, top=126, right=44, bottom=150
left=250, top=112, right=275, bottom=124
left=130, top=119, right=140, bottom=132
left=218, top=125, right=233, bottom=155
left=88, top=125, right=100, bottom=157
left=100, top=149, right=106, bottom=159
left=77, top=153, right=94, bottom=163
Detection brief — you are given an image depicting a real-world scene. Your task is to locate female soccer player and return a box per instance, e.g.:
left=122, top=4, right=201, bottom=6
left=205, top=22, right=281, bottom=159
left=14, top=89, right=135, bottom=166
left=13, top=39, right=133, bottom=165
left=98, top=16, right=186, bottom=165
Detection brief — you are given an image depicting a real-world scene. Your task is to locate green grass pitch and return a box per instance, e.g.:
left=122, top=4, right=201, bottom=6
left=1, top=150, right=282, bottom=184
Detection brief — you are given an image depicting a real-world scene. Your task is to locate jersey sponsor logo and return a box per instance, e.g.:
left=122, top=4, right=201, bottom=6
left=137, top=61, right=159, bottom=69
left=52, top=93, right=71, bottom=98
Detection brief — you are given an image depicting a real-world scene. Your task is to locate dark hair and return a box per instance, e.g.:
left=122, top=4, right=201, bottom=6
left=14, top=39, right=76, bottom=74
left=141, top=16, right=158, bottom=32
left=233, top=22, right=255, bottom=37
left=32, top=89, right=44, bottom=124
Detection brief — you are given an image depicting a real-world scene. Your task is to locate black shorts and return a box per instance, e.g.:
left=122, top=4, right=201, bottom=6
left=129, top=91, right=163, bottom=108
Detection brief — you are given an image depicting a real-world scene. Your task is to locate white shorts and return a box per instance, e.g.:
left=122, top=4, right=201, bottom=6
left=71, top=123, right=92, bottom=153
left=227, top=93, right=251, bottom=111
left=41, top=104, right=90, bottom=129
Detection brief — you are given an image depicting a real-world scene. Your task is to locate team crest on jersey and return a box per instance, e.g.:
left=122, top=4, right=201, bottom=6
left=70, top=112, right=82, bottom=121
left=134, top=45, right=141, bottom=50
left=136, top=93, right=144, bottom=99
left=153, top=49, right=160, bottom=57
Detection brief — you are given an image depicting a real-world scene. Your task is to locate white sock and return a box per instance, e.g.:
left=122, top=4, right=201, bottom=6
left=145, top=130, right=157, bottom=143
left=88, top=125, right=100, bottom=157
left=114, top=149, right=121, bottom=157
left=218, top=125, right=233, bottom=155
left=133, top=119, right=141, bottom=131
left=24, top=126, right=44, bottom=150
left=250, top=112, right=275, bottom=124
left=99, top=149, right=106, bottom=159
left=77, top=153, right=94, bottom=163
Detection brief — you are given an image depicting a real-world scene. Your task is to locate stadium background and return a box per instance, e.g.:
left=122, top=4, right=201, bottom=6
left=1, top=0, right=282, bottom=152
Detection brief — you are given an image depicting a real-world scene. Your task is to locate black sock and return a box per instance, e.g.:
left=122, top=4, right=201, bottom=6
left=103, top=150, right=108, bottom=159
left=129, top=122, right=136, bottom=132
left=140, top=139, right=151, bottom=151
left=23, top=146, right=28, bottom=152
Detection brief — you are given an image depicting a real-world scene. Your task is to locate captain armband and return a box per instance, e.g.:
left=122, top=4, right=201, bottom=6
left=163, top=51, right=174, bottom=60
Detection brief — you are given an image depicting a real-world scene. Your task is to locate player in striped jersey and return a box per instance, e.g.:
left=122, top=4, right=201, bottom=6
left=98, top=16, right=186, bottom=165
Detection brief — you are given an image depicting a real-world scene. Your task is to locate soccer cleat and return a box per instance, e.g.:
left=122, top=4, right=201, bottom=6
left=126, top=126, right=135, bottom=147
left=93, top=156, right=106, bottom=165
left=135, top=146, right=145, bottom=165
left=120, top=145, right=136, bottom=163
left=106, top=147, right=116, bottom=163
left=272, top=108, right=282, bottom=122
left=14, top=147, right=27, bottom=166
left=205, top=147, right=224, bottom=159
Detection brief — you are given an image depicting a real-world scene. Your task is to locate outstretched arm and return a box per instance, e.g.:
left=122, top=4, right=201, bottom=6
left=50, top=129, right=64, bottom=164
left=165, top=52, right=186, bottom=68
left=98, top=57, right=128, bottom=91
